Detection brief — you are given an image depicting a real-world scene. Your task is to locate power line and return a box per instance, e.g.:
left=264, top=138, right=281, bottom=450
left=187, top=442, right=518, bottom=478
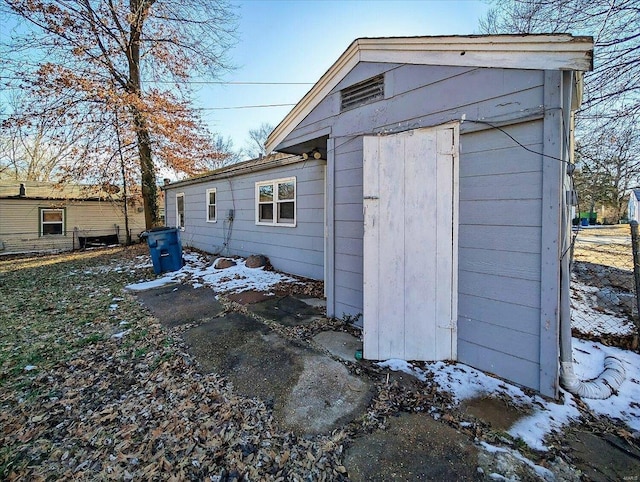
left=197, top=103, right=296, bottom=110
left=0, top=76, right=314, bottom=86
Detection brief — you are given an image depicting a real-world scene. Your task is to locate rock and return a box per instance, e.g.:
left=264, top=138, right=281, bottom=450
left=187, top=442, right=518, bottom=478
left=596, top=288, right=621, bottom=309
left=214, top=258, right=236, bottom=269
left=245, top=254, right=267, bottom=269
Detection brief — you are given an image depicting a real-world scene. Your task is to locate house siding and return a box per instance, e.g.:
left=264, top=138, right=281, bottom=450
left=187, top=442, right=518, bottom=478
left=283, top=62, right=555, bottom=393
left=164, top=159, right=325, bottom=280
left=0, top=199, right=145, bottom=253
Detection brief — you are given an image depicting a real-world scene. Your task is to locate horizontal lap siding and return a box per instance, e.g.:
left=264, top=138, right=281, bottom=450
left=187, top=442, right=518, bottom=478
left=165, top=160, right=325, bottom=280
left=0, top=200, right=145, bottom=253
left=334, top=144, right=364, bottom=318
left=284, top=62, right=548, bottom=391
left=457, top=121, right=544, bottom=385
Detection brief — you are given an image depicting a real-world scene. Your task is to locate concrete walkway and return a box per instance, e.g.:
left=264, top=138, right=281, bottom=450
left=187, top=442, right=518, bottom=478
left=135, top=284, right=630, bottom=481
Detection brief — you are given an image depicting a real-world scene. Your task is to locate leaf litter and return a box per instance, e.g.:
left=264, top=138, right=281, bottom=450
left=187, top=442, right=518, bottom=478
left=0, top=246, right=348, bottom=480
left=2, top=245, right=640, bottom=480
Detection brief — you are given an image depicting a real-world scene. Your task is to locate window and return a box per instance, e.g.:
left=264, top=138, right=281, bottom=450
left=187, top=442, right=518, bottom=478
left=256, top=177, right=296, bottom=227
left=176, top=193, right=185, bottom=229
left=40, top=208, right=65, bottom=236
left=206, top=188, right=217, bottom=222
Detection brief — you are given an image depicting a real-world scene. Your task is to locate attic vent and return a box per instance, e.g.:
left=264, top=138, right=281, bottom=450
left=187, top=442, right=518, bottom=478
left=341, top=74, right=384, bottom=111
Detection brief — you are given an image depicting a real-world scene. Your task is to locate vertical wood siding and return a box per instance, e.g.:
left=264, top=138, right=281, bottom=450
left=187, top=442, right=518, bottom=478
left=164, top=159, right=325, bottom=280
left=283, top=62, right=557, bottom=393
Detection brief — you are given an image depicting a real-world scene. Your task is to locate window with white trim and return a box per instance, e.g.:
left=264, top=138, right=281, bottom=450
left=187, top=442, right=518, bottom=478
left=256, top=177, right=296, bottom=226
left=40, top=208, right=65, bottom=236
left=206, top=188, right=217, bottom=222
left=176, top=193, right=185, bottom=229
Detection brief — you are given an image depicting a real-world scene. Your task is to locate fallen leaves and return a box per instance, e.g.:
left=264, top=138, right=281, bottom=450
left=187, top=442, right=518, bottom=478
left=0, top=247, right=350, bottom=480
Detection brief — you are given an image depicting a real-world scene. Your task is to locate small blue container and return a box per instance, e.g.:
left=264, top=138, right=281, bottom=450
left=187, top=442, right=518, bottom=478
left=581, top=218, right=589, bottom=227
left=143, top=227, right=183, bottom=274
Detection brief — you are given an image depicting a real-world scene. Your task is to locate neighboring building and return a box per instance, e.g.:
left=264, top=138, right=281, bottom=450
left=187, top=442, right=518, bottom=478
left=0, top=181, right=146, bottom=254
left=164, top=35, right=593, bottom=398
left=628, top=190, right=640, bottom=222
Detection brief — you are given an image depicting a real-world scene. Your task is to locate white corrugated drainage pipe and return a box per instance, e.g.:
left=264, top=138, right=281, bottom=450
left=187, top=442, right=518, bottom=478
left=560, top=357, right=626, bottom=399
left=559, top=166, right=625, bottom=399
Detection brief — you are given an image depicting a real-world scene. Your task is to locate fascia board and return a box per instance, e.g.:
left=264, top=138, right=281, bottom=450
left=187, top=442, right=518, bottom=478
left=267, top=35, right=594, bottom=153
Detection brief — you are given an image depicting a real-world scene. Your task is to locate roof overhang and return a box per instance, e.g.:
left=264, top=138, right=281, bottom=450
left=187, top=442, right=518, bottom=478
left=266, top=34, right=594, bottom=153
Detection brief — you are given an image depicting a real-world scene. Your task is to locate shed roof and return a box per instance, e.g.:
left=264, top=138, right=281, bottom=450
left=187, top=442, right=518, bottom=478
left=0, top=181, right=128, bottom=201
left=266, top=34, right=594, bottom=153
left=162, top=152, right=303, bottom=190
left=632, top=189, right=640, bottom=201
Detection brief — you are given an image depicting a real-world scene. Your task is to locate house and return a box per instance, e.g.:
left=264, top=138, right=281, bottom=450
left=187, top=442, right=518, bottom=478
left=0, top=181, right=146, bottom=254
left=628, top=190, right=640, bottom=222
left=164, top=34, right=594, bottom=398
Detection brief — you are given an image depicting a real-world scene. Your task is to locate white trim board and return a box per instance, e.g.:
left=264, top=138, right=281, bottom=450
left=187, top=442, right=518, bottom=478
left=266, top=34, right=593, bottom=154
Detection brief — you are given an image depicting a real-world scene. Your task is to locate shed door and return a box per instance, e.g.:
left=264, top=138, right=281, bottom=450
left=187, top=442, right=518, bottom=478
left=363, top=125, right=458, bottom=361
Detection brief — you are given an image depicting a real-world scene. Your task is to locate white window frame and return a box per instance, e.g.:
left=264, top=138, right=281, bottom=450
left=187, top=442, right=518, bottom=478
left=205, top=188, right=217, bottom=223
left=255, top=177, right=296, bottom=227
left=176, top=192, right=185, bottom=230
left=40, top=208, right=65, bottom=236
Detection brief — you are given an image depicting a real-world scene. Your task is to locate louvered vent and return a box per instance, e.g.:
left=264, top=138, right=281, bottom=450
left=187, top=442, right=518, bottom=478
left=341, top=74, right=384, bottom=111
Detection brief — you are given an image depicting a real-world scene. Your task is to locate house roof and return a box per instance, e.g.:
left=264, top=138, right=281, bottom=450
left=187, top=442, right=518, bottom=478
left=266, top=34, right=594, bottom=153
left=632, top=189, right=640, bottom=201
left=0, top=181, right=128, bottom=201
left=162, top=152, right=304, bottom=190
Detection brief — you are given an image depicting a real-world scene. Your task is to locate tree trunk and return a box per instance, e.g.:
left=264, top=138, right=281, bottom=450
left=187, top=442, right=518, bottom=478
left=128, top=0, right=157, bottom=229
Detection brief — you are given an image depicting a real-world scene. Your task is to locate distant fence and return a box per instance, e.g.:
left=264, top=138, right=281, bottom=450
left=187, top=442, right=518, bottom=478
left=0, top=225, right=136, bottom=255
left=571, top=224, right=640, bottom=348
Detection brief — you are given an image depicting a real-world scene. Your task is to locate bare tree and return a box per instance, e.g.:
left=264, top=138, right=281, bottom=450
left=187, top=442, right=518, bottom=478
left=244, top=122, right=274, bottom=159
left=479, top=0, right=639, bottom=120
left=574, top=120, right=640, bottom=221
left=0, top=93, right=97, bottom=181
left=480, top=0, right=640, bottom=220
left=1, top=0, right=237, bottom=228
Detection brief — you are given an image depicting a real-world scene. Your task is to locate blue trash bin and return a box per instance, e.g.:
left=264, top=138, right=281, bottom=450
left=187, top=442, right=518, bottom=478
left=580, top=218, right=589, bottom=227
left=144, top=227, right=183, bottom=274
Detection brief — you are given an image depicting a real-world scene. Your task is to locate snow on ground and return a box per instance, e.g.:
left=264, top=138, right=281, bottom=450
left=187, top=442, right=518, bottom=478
left=570, top=280, right=635, bottom=336
left=125, top=251, right=299, bottom=295
left=379, top=337, right=640, bottom=451
left=122, top=249, right=640, bottom=452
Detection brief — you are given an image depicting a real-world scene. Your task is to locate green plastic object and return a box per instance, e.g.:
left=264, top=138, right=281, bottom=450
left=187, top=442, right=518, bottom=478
left=354, top=349, right=363, bottom=360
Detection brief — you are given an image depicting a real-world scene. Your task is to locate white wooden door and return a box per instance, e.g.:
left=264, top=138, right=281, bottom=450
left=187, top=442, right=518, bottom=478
left=363, top=125, right=458, bottom=361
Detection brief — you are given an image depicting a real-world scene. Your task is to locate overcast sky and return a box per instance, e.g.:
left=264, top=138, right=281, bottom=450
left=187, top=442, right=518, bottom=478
left=198, top=0, right=490, bottom=154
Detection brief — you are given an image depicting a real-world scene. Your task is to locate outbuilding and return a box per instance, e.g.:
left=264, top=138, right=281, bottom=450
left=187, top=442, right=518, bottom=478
left=165, top=34, right=594, bottom=398
left=0, top=181, right=145, bottom=254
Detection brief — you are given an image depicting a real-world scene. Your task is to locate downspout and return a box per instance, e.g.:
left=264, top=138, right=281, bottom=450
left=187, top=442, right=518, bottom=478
left=558, top=108, right=625, bottom=399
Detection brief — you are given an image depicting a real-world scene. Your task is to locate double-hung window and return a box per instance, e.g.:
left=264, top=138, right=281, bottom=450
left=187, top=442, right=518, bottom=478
left=206, top=188, right=217, bottom=222
left=255, top=177, right=296, bottom=227
left=176, top=193, right=185, bottom=230
left=40, top=208, right=65, bottom=236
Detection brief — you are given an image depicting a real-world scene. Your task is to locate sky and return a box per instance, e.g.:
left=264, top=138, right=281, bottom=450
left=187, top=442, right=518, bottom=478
left=199, top=0, right=490, bottom=155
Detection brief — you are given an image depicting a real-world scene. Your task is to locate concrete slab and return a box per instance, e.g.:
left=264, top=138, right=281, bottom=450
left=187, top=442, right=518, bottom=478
left=565, top=430, right=640, bottom=481
left=282, top=355, right=372, bottom=435
left=135, top=284, right=223, bottom=327
left=225, top=290, right=275, bottom=305
left=183, top=312, right=372, bottom=435
left=299, top=297, right=327, bottom=309
left=344, top=413, right=480, bottom=481
left=247, top=295, right=323, bottom=326
left=183, top=312, right=302, bottom=405
left=313, top=331, right=362, bottom=362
